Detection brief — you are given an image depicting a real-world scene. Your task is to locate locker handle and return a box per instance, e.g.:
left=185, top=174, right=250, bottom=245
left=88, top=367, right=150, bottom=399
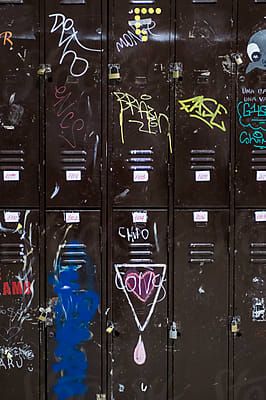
left=60, top=0, right=86, bottom=3
left=192, top=0, right=217, bottom=2
left=255, top=0, right=266, bottom=2
left=0, top=0, right=23, bottom=3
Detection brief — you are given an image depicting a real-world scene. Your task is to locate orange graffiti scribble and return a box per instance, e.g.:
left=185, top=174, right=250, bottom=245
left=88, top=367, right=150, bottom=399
left=0, top=31, right=13, bottom=48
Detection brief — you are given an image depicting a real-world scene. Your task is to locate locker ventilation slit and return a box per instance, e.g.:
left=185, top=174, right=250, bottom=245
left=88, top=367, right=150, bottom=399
left=129, top=242, right=154, bottom=263
left=60, top=243, right=87, bottom=267
left=251, top=150, right=266, bottom=170
left=190, top=149, right=215, bottom=171
left=250, top=243, right=266, bottom=264
left=0, top=150, right=25, bottom=171
left=60, top=150, right=87, bottom=171
left=0, top=243, right=25, bottom=264
left=189, top=243, right=215, bottom=264
left=127, top=149, right=154, bottom=171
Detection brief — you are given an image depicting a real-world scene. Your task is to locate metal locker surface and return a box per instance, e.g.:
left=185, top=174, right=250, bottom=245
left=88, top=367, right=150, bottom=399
left=0, top=210, right=40, bottom=400
left=235, top=1, right=266, bottom=207
left=108, top=0, right=172, bottom=207
left=0, top=1, right=39, bottom=207
left=175, top=0, right=232, bottom=207
left=234, top=210, right=266, bottom=399
left=45, top=1, right=102, bottom=208
left=110, top=209, right=168, bottom=399
left=46, top=210, right=102, bottom=400
left=174, top=210, right=229, bottom=399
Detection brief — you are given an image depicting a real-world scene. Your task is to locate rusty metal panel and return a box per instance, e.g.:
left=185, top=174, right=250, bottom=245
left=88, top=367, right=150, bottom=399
left=235, top=1, right=266, bottom=207
left=45, top=1, right=102, bottom=207
left=234, top=209, right=266, bottom=399
left=46, top=210, right=102, bottom=399
left=108, top=1, right=172, bottom=207
left=0, top=210, right=40, bottom=400
left=0, top=1, right=39, bottom=207
left=175, top=1, right=232, bottom=207
left=174, top=210, right=229, bottom=399
left=110, top=209, right=168, bottom=398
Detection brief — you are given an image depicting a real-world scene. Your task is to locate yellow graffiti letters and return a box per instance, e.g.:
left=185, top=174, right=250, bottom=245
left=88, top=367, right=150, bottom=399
left=0, top=31, right=13, bottom=48
left=178, top=95, right=228, bottom=132
left=114, top=92, right=172, bottom=153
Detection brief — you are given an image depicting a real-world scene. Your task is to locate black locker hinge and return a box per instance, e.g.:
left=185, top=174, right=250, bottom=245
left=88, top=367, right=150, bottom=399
left=167, top=163, right=172, bottom=186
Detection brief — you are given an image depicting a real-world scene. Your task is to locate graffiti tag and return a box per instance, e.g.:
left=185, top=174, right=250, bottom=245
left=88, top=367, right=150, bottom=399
left=178, top=96, right=228, bottom=132
left=114, top=92, right=172, bottom=153
left=238, top=101, right=266, bottom=149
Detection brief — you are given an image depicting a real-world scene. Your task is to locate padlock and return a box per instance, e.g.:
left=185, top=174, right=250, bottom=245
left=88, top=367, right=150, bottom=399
left=169, top=322, right=178, bottom=340
left=234, top=53, right=243, bottom=66
left=108, top=65, right=120, bottom=80
left=106, top=321, right=115, bottom=334
left=172, top=62, right=183, bottom=80
left=38, top=307, right=47, bottom=322
left=231, top=316, right=240, bottom=334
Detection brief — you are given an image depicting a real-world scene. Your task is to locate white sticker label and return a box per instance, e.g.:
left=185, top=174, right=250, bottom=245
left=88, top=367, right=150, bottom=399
left=66, top=170, right=81, bottom=181
left=133, top=170, right=149, bottom=182
left=4, top=212, right=20, bottom=223
left=65, top=212, right=80, bottom=223
left=255, top=211, right=266, bottom=222
left=195, top=170, right=210, bottom=182
left=132, top=211, right=148, bottom=223
left=193, top=211, right=208, bottom=223
left=256, top=171, right=266, bottom=181
left=3, top=171, right=19, bottom=181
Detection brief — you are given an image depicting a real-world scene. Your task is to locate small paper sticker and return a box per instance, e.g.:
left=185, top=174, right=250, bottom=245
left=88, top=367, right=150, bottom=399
left=256, top=171, right=266, bottom=181
left=195, top=170, right=210, bottom=182
left=255, top=211, right=266, bottom=222
left=3, top=171, right=19, bottom=181
left=66, top=170, right=81, bottom=181
left=193, top=211, right=208, bottom=223
left=4, top=212, right=20, bottom=223
left=133, top=170, right=149, bottom=182
left=132, top=211, right=148, bottom=223
left=65, top=212, right=80, bottom=223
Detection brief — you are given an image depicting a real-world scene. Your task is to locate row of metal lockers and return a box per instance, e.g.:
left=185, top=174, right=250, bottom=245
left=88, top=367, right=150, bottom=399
left=0, top=1, right=266, bottom=400
left=0, top=0, right=266, bottom=208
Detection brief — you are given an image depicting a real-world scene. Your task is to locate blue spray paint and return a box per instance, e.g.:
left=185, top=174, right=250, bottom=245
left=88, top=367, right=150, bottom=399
left=51, top=245, right=99, bottom=400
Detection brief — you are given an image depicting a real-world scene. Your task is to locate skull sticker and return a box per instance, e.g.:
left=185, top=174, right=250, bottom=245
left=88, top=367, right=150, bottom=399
left=246, top=29, right=266, bottom=73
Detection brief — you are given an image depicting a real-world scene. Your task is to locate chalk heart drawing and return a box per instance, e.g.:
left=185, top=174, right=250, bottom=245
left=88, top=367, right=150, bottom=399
left=114, top=264, right=166, bottom=366
left=125, top=271, right=155, bottom=303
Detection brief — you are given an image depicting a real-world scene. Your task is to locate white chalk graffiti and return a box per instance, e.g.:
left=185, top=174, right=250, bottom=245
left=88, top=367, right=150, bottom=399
left=0, top=343, right=34, bottom=371
left=49, top=13, right=102, bottom=77
left=114, top=263, right=166, bottom=366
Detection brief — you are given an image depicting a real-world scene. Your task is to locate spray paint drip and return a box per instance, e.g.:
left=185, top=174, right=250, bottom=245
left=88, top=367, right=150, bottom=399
left=133, top=335, right=146, bottom=365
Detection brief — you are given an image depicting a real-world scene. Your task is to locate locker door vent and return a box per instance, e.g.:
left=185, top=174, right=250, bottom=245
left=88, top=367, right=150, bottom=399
left=60, top=150, right=87, bottom=171
left=250, top=243, right=266, bottom=264
left=0, top=243, right=25, bottom=264
left=251, top=150, right=266, bottom=170
left=190, top=149, right=215, bottom=171
left=129, top=242, right=154, bottom=263
left=60, top=243, right=87, bottom=267
left=127, top=149, right=154, bottom=171
left=189, top=243, right=215, bottom=264
left=0, top=150, right=24, bottom=171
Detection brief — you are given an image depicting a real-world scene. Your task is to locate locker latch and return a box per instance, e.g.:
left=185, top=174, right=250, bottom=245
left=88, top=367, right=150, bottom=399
left=233, top=53, right=244, bottom=66
left=96, top=395, right=106, bottom=400
left=38, top=306, right=54, bottom=327
left=37, top=64, right=52, bottom=77
left=106, top=320, right=115, bottom=334
left=108, top=64, right=120, bottom=80
left=169, top=321, right=181, bottom=339
left=231, top=316, right=241, bottom=334
left=170, top=62, right=183, bottom=81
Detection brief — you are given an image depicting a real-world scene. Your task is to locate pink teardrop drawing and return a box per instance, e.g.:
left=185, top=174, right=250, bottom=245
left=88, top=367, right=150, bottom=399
left=133, top=335, right=146, bottom=365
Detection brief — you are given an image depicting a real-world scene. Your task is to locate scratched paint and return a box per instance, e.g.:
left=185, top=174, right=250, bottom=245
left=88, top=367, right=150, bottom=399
left=51, top=248, right=99, bottom=400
